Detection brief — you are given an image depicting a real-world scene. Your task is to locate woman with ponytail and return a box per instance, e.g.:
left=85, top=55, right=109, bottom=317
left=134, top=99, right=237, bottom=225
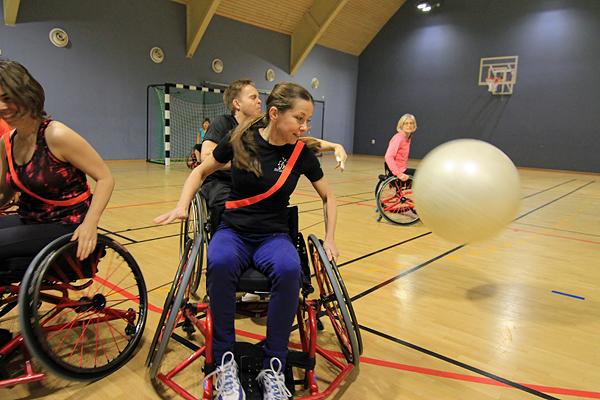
left=155, top=82, right=337, bottom=400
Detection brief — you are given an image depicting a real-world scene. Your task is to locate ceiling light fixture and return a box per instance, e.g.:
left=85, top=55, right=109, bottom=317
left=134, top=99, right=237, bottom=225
left=416, top=0, right=441, bottom=13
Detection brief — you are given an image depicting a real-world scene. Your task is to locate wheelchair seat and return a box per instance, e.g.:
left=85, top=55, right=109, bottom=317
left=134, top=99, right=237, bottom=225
left=238, top=268, right=271, bottom=293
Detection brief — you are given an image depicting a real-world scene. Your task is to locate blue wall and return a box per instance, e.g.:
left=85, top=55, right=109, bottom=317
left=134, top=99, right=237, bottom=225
left=0, top=0, right=358, bottom=159
left=354, top=0, right=600, bottom=172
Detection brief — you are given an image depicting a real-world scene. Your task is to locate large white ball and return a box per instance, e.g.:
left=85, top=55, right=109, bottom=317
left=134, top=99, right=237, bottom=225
left=413, top=139, right=520, bottom=244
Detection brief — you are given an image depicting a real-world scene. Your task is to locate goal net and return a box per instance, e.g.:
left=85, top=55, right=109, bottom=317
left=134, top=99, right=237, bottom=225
left=147, top=83, right=228, bottom=165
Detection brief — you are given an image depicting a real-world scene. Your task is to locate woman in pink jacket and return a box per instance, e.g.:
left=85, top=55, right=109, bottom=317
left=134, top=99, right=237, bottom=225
left=384, top=113, right=417, bottom=181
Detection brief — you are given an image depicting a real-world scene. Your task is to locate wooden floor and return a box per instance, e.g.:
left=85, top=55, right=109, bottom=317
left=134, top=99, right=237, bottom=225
left=3, top=155, right=600, bottom=400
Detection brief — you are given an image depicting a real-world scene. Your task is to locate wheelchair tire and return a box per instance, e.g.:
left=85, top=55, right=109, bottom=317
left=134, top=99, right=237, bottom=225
left=307, top=235, right=361, bottom=365
left=374, top=174, right=389, bottom=200
left=193, top=193, right=210, bottom=293
left=180, top=193, right=204, bottom=295
left=148, top=237, right=202, bottom=379
left=18, top=234, right=147, bottom=380
left=328, top=256, right=363, bottom=356
left=146, top=239, right=193, bottom=370
left=376, top=175, right=419, bottom=225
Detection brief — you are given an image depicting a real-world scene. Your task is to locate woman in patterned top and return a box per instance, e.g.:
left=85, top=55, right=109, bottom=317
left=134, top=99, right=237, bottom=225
left=0, top=60, right=114, bottom=262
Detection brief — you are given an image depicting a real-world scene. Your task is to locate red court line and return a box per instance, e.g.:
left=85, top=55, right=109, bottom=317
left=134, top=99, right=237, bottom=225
left=354, top=356, right=600, bottom=398
left=95, top=276, right=163, bottom=314
left=137, top=290, right=600, bottom=398
left=329, top=199, right=374, bottom=208
left=228, top=331, right=600, bottom=398
left=509, top=227, right=600, bottom=245
left=107, top=199, right=179, bottom=210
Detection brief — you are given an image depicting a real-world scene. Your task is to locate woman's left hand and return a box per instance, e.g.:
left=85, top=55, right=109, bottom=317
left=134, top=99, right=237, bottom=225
left=334, top=145, right=347, bottom=171
left=71, top=222, right=98, bottom=260
left=323, top=239, right=339, bottom=262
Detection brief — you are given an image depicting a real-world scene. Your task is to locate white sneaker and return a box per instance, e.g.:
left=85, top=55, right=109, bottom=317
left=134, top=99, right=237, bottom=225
left=257, top=358, right=292, bottom=400
left=204, top=352, right=245, bottom=400
left=241, top=293, right=261, bottom=302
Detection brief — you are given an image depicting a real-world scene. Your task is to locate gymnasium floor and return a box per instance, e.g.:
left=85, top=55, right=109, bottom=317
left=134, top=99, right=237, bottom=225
left=3, top=155, right=600, bottom=400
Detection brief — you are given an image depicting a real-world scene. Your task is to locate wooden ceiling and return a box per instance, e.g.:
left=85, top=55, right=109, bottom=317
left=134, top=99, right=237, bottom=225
left=3, top=0, right=407, bottom=73
left=176, top=0, right=407, bottom=56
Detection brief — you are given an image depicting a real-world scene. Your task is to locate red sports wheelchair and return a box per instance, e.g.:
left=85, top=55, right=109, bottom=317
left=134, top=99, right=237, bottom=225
left=374, top=165, right=419, bottom=225
left=0, top=233, right=148, bottom=388
left=146, top=193, right=362, bottom=399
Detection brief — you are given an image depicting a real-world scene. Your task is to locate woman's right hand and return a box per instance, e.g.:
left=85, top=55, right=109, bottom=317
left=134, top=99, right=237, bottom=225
left=323, top=239, right=339, bottom=262
left=399, top=173, right=409, bottom=182
left=334, top=145, right=347, bottom=171
left=154, top=207, right=188, bottom=225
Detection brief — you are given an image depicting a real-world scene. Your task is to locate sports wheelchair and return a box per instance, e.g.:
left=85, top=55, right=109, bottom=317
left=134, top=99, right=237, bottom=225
left=374, top=165, right=419, bottom=225
left=0, top=233, right=148, bottom=388
left=146, top=194, right=362, bottom=399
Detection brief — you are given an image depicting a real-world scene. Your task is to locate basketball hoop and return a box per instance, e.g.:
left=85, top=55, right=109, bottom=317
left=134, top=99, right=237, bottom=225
left=486, top=76, right=502, bottom=93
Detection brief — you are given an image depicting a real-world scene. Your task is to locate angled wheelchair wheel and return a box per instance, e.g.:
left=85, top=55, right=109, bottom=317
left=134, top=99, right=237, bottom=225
left=147, top=237, right=201, bottom=379
left=179, top=193, right=207, bottom=295
left=18, top=234, right=147, bottom=380
left=374, top=174, right=389, bottom=200
left=376, top=175, right=419, bottom=225
left=145, top=239, right=193, bottom=370
left=307, top=235, right=361, bottom=365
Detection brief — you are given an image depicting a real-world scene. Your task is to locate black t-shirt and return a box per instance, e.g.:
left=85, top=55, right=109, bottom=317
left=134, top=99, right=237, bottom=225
left=202, top=113, right=238, bottom=183
left=212, top=128, right=324, bottom=233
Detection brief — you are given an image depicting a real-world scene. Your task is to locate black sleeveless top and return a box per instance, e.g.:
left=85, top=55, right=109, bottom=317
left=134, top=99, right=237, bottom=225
left=6, top=120, right=91, bottom=224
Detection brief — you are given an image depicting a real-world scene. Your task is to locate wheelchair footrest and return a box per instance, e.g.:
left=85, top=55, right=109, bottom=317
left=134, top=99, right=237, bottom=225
left=233, top=341, right=302, bottom=399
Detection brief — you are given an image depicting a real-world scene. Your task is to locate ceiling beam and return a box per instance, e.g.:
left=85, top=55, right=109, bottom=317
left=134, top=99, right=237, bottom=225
left=290, top=0, right=349, bottom=76
left=3, top=0, right=21, bottom=25
left=185, top=0, right=222, bottom=58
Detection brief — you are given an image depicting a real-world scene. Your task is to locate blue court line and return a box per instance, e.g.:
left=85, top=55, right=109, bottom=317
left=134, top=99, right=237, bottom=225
left=551, top=290, right=585, bottom=300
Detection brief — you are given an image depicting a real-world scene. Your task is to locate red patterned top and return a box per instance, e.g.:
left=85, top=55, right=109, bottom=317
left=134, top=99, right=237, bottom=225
left=6, top=120, right=91, bottom=224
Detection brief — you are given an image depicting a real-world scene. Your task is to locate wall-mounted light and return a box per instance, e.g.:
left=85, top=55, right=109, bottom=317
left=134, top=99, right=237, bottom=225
left=265, top=68, right=275, bottom=82
left=49, top=28, right=69, bottom=48
left=211, top=58, right=224, bottom=74
left=150, top=47, right=165, bottom=64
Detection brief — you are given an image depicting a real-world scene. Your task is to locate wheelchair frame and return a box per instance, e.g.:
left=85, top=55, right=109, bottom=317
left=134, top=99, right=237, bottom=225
left=146, top=198, right=362, bottom=399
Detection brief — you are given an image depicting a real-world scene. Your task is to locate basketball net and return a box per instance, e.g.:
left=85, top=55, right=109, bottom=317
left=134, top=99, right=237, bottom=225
left=486, top=75, right=503, bottom=93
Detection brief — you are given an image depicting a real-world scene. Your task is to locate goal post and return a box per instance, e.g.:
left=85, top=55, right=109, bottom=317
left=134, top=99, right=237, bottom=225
left=146, top=83, right=229, bottom=166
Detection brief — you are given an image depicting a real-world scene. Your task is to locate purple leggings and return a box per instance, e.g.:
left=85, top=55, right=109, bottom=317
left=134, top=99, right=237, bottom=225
left=207, top=225, right=301, bottom=369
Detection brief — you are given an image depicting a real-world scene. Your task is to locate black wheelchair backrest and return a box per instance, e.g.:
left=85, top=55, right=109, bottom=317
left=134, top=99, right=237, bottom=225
left=287, top=206, right=313, bottom=294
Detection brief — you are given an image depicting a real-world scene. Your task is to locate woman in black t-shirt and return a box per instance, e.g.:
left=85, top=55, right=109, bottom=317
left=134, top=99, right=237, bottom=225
left=155, top=82, right=337, bottom=400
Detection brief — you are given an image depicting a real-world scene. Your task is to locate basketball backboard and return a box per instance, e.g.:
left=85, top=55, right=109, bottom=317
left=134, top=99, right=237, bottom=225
left=479, top=55, right=518, bottom=95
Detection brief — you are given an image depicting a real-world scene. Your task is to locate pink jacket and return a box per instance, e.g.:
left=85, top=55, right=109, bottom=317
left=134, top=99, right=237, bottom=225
left=384, top=132, right=411, bottom=177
